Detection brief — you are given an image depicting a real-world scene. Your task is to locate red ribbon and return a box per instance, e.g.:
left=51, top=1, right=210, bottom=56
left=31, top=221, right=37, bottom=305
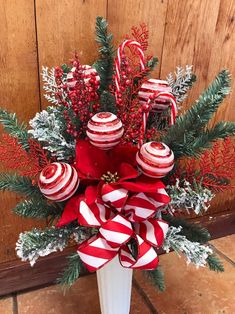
left=75, top=185, right=169, bottom=272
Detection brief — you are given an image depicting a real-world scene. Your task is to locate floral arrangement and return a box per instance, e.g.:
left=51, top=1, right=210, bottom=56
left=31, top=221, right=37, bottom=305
left=0, top=17, right=234, bottom=291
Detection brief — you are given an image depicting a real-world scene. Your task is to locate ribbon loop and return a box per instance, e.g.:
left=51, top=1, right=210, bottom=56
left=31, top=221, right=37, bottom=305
left=99, top=214, right=133, bottom=248
left=101, top=184, right=128, bottom=212
left=135, top=218, right=169, bottom=248
left=77, top=235, right=119, bottom=272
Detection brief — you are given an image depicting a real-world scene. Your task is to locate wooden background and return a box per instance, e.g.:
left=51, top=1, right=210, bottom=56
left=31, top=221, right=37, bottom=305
left=0, top=0, right=234, bottom=264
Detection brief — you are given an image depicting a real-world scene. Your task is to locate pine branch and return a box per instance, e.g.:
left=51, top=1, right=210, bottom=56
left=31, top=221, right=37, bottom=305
left=144, top=266, right=165, bottom=292
left=206, top=253, right=224, bottom=272
left=163, top=226, right=212, bottom=267
left=57, top=253, right=84, bottom=288
left=162, top=70, right=232, bottom=159
left=100, top=91, right=116, bottom=113
left=166, top=179, right=214, bottom=215
left=163, top=215, right=211, bottom=244
left=0, top=173, right=41, bottom=198
left=146, top=57, right=158, bottom=72
left=0, top=109, right=29, bottom=149
left=16, top=226, right=74, bottom=266
left=187, top=122, right=235, bottom=156
left=94, top=17, right=114, bottom=93
left=13, top=197, right=62, bottom=219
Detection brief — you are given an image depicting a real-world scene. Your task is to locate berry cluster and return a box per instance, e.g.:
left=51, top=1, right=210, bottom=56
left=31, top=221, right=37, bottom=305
left=55, top=59, right=100, bottom=138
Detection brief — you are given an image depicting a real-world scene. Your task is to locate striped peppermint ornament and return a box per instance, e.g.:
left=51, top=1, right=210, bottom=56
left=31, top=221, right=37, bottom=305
left=67, top=65, right=100, bottom=89
left=38, top=162, right=80, bottom=202
left=138, top=79, right=173, bottom=112
left=136, top=142, right=174, bottom=178
left=86, top=112, right=124, bottom=150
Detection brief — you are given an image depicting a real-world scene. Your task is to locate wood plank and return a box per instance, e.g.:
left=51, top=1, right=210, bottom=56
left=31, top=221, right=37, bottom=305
left=0, top=210, right=234, bottom=296
left=160, top=0, right=235, bottom=214
left=35, top=0, right=107, bottom=108
left=0, top=0, right=44, bottom=263
left=107, top=0, right=168, bottom=77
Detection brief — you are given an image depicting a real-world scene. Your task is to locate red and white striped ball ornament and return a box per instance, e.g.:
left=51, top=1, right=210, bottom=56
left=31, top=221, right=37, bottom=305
left=38, top=162, right=80, bottom=202
left=67, top=65, right=100, bottom=89
left=136, top=142, right=174, bottom=178
left=138, top=79, right=172, bottom=112
left=86, top=112, right=124, bottom=150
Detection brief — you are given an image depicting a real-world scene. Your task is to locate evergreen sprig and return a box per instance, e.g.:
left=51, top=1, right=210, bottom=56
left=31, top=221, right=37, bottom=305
left=187, top=122, right=235, bottom=155
left=162, top=70, right=232, bottom=158
left=0, top=108, right=29, bottom=149
left=144, top=266, right=165, bottom=292
left=16, top=226, right=73, bottom=266
left=100, top=91, right=116, bottom=113
left=57, top=253, right=84, bottom=288
left=0, top=173, right=41, bottom=198
left=163, top=215, right=211, bottom=244
left=146, top=57, right=158, bottom=72
left=13, top=197, right=62, bottom=220
left=206, top=253, right=224, bottom=272
left=93, top=17, right=114, bottom=94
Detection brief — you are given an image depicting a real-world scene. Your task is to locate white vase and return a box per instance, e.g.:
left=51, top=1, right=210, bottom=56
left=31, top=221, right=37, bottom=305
left=96, top=256, right=133, bottom=314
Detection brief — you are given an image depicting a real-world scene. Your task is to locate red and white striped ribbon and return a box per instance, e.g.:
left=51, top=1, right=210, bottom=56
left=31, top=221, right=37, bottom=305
left=123, top=192, right=156, bottom=222
left=119, top=235, right=159, bottom=270
left=76, top=183, right=170, bottom=272
left=99, top=214, right=133, bottom=248
left=101, top=184, right=128, bottom=212
left=78, top=200, right=112, bottom=227
left=135, top=219, right=169, bottom=247
left=77, top=235, right=119, bottom=272
left=115, top=40, right=145, bottom=102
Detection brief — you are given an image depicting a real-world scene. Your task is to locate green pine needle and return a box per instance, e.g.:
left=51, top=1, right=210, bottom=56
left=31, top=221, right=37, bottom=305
left=100, top=91, right=116, bottom=113
left=0, top=173, right=41, bottom=198
left=57, top=253, right=83, bottom=288
left=162, top=70, right=232, bottom=159
left=144, top=266, right=165, bottom=292
left=207, top=253, right=224, bottom=272
left=188, top=122, right=235, bottom=155
left=94, top=17, right=114, bottom=94
left=146, top=57, right=158, bottom=72
left=0, top=108, right=29, bottom=149
left=163, top=215, right=211, bottom=244
left=13, top=197, right=62, bottom=219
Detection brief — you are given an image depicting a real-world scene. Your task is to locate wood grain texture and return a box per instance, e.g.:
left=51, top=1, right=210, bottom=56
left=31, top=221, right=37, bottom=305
left=0, top=0, right=44, bottom=263
left=107, top=0, right=168, bottom=77
left=160, top=0, right=235, bottom=213
left=35, top=0, right=107, bottom=108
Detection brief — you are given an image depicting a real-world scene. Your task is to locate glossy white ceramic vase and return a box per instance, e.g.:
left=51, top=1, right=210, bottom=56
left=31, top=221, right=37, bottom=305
left=96, top=256, right=133, bottom=314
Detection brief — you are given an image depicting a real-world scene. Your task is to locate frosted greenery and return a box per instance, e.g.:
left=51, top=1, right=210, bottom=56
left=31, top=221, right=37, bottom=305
left=166, top=179, right=214, bottom=214
left=28, top=107, right=75, bottom=160
left=163, top=226, right=213, bottom=267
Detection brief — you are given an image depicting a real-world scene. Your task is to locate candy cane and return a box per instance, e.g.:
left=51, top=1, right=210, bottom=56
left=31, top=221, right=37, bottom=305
left=115, top=40, right=145, bottom=102
left=139, top=91, right=177, bottom=147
